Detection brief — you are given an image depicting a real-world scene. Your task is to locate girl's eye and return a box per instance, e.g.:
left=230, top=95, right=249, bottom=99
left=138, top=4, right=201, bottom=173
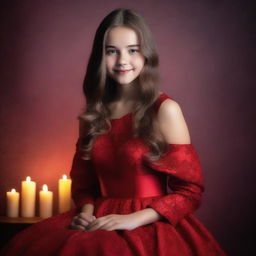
left=129, top=49, right=139, bottom=54
left=106, top=49, right=117, bottom=55
left=105, top=49, right=139, bottom=55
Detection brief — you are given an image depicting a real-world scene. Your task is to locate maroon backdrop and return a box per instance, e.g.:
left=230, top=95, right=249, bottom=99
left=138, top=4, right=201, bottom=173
left=0, top=1, right=255, bottom=255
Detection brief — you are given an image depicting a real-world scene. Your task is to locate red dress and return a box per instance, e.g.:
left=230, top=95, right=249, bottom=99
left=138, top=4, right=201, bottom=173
left=1, top=93, right=227, bottom=256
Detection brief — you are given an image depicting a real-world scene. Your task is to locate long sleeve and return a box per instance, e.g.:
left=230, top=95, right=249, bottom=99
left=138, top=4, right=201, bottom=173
left=143, top=144, right=204, bottom=227
left=69, top=139, right=101, bottom=209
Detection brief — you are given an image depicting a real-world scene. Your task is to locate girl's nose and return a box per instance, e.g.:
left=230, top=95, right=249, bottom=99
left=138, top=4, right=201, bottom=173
left=117, top=52, right=129, bottom=65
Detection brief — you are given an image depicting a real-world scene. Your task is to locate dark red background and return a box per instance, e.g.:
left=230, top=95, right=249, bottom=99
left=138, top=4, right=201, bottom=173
left=0, top=1, right=255, bottom=255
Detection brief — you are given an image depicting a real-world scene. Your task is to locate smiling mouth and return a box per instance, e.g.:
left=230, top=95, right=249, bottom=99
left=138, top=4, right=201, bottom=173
left=114, top=69, right=133, bottom=74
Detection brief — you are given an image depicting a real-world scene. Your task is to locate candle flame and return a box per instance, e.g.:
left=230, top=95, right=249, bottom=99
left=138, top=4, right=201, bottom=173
left=26, top=176, right=31, bottom=182
left=11, top=188, right=16, bottom=193
left=62, top=174, right=67, bottom=180
left=42, top=184, right=48, bottom=191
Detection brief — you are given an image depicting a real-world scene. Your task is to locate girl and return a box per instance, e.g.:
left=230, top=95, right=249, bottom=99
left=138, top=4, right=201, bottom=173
left=1, top=8, right=227, bottom=256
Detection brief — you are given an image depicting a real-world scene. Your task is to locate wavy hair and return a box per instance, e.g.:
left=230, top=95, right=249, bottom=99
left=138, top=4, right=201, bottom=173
left=78, top=8, right=168, bottom=161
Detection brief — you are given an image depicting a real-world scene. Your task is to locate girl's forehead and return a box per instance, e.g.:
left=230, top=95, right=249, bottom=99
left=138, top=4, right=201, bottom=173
left=105, top=26, right=140, bottom=46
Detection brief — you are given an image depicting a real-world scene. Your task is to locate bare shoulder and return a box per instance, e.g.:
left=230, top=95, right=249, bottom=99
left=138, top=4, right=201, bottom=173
left=156, top=98, right=191, bottom=144
left=158, top=98, right=181, bottom=118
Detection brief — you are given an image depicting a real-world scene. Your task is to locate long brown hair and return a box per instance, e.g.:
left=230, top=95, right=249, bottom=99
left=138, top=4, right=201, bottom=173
left=78, top=8, right=168, bottom=161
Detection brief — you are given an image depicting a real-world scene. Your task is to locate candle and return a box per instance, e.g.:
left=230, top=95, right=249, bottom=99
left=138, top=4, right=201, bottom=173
left=39, top=184, right=53, bottom=218
left=21, top=176, right=36, bottom=217
left=6, top=189, right=20, bottom=217
left=58, top=174, right=72, bottom=213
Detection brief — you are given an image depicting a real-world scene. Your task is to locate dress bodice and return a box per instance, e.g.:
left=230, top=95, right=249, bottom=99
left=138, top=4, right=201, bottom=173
left=91, top=93, right=169, bottom=198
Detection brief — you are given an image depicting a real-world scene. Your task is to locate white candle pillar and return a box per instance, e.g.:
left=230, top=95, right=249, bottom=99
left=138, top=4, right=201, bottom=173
left=6, top=188, right=20, bottom=217
left=39, top=184, right=53, bottom=218
left=58, top=174, right=72, bottom=213
left=21, top=176, right=36, bottom=217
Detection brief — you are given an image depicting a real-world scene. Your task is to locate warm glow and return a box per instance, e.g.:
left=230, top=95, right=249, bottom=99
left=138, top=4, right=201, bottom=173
left=58, top=174, right=71, bottom=213
left=42, top=184, right=48, bottom=192
left=26, top=176, right=31, bottom=182
left=11, top=189, right=16, bottom=193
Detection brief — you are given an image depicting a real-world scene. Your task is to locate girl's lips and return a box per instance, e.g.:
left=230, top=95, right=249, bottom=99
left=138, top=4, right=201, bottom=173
left=114, top=69, right=133, bottom=74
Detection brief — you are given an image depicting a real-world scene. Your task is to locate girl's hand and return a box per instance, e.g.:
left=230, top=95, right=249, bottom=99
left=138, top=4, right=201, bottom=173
left=69, top=212, right=96, bottom=230
left=85, top=214, right=139, bottom=232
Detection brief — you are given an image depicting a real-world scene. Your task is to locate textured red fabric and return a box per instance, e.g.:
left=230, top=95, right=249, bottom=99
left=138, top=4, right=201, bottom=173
left=143, top=144, right=204, bottom=227
left=70, top=142, right=101, bottom=208
left=0, top=93, right=227, bottom=256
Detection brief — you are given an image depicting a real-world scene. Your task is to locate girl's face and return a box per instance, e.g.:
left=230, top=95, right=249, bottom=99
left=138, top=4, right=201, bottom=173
left=105, top=26, right=145, bottom=86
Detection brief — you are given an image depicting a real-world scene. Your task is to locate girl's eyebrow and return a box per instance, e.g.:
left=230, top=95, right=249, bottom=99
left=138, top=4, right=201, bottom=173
left=105, top=44, right=140, bottom=48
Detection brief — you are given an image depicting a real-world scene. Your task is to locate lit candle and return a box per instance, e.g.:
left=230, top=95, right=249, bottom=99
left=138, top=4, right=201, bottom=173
left=39, top=184, right=53, bottom=218
left=6, top=189, right=20, bottom=218
left=58, top=174, right=72, bottom=213
left=21, top=176, right=36, bottom=217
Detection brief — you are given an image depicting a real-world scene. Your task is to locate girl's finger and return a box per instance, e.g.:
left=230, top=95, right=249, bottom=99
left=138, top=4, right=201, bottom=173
left=75, top=225, right=85, bottom=230
left=98, top=222, right=115, bottom=231
left=79, top=212, right=95, bottom=222
left=86, top=219, right=109, bottom=232
left=85, top=221, right=100, bottom=231
left=75, top=217, right=89, bottom=227
left=69, top=223, right=85, bottom=230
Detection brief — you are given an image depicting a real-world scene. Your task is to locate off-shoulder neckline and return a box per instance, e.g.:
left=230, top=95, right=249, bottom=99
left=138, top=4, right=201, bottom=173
left=110, top=92, right=166, bottom=121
